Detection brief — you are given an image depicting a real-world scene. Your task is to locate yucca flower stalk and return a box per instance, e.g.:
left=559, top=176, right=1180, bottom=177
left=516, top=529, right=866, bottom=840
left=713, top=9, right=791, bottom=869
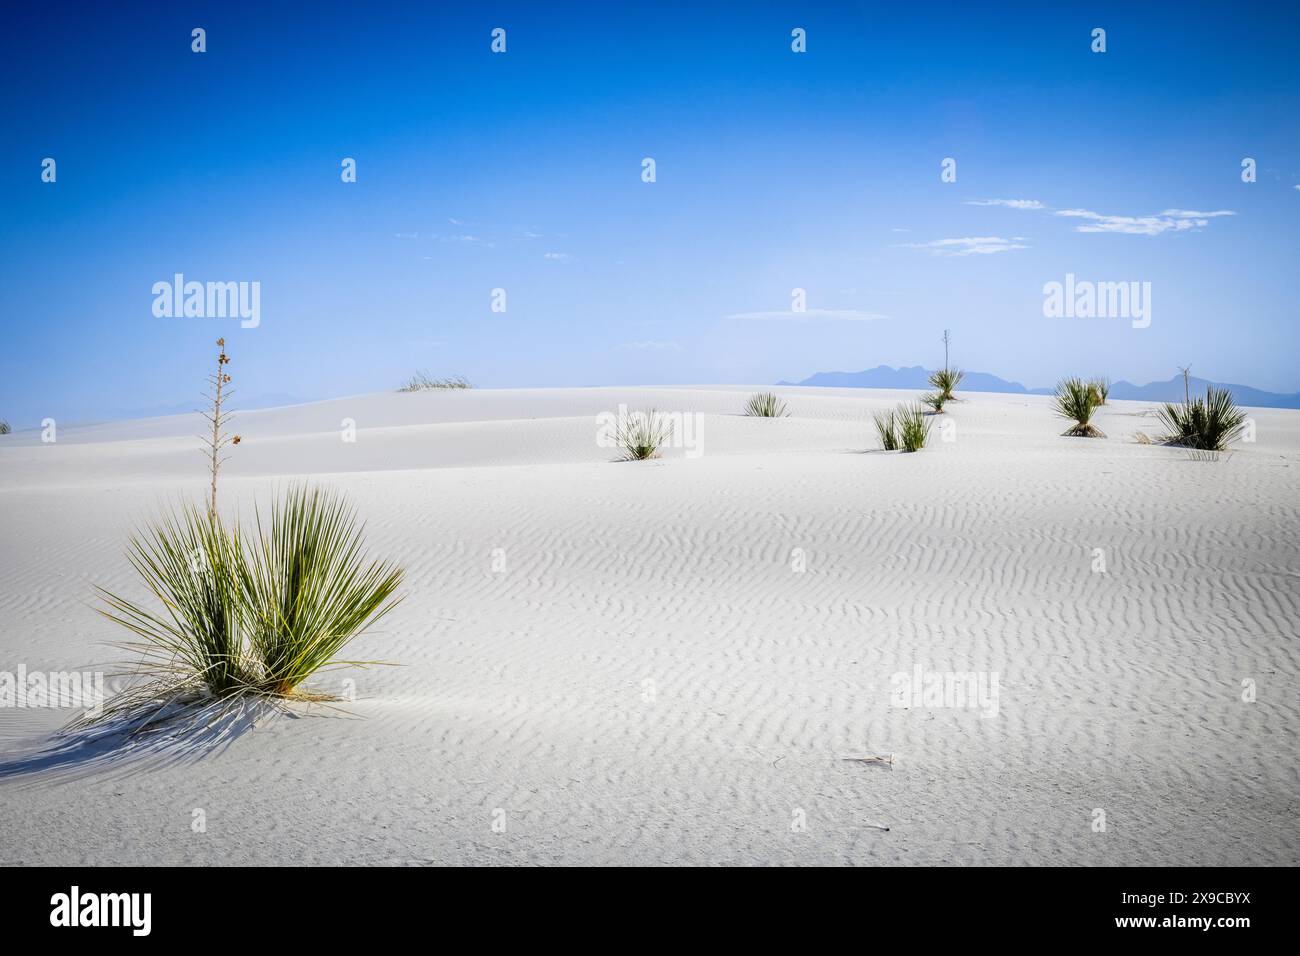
left=201, top=338, right=241, bottom=518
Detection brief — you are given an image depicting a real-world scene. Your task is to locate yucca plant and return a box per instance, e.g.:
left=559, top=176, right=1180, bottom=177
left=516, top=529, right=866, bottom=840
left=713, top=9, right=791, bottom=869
left=614, top=408, right=673, bottom=460
left=1155, top=386, right=1246, bottom=451
left=93, top=504, right=259, bottom=722
left=1089, top=377, right=1110, bottom=405
left=743, top=392, right=789, bottom=417
left=927, top=367, right=964, bottom=403
left=1054, top=377, right=1104, bottom=438
left=920, top=392, right=947, bottom=414
left=873, top=410, right=898, bottom=450
left=398, top=372, right=471, bottom=392
left=896, top=403, right=931, bottom=452
left=237, top=485, right=404, bottom=698
left=89, top=487, right=404, bottom=730
left=0, top=419, right=10, bottom=435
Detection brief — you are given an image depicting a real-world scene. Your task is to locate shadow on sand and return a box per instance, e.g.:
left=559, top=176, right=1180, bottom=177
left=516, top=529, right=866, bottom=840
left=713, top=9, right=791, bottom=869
left=0, top=696, right=284, bottom=788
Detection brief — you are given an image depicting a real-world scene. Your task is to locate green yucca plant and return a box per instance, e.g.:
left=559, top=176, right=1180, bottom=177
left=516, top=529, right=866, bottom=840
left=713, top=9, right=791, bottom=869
left=873, top=410, right=899, bottom=450
left=897, top=403, right=931, bottom=452
left=615, top=409, right=673, bottom=460
left=1054, top=377, right=1104, bottom=438
left=920, top=392, right=947, bottom=413
left=398, top=372, right=471, bottom=392
left=1155, top=386, right=1246, bottom=451
left=237, top=485, right=404, bottom=697
left=91, top=486, right=405, bottom=729
left=1089, top=377, right=1110, bottom=405
left=928, top=367, right=964, bottom=403
left=743, top=392, right=789, bottom=417
left=96, top=503, right=256, bottom=701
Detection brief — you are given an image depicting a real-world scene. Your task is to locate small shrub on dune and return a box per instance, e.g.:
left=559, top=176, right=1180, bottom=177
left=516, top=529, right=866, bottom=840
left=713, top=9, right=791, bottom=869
left=896, top=403, right=931, bottom=452
left=1054, top=377, right=1105, bottom=437
left=873, top=410, right=898, bottom=450
left=1155, top=386, right=1246, bottom=452
left=0, top=419, right=10, bottom=435
left=615, top=408, right=673, bottom=460
left=743, top=392, right=789, bottom=417
left=927, top=367, right=964, bottom=403
left=920, top=392, right=947, bottom=414
left=83, top=341, right=405, bottom=735
left=398, top=372, right=471, bottom=392
left=92, top=486, right=404, bottom=728
left=236, top=485, right=405, bottom=698
left=95, top=504, right=256, bottom=707
left=1089, top=377, right=1110, bottom=405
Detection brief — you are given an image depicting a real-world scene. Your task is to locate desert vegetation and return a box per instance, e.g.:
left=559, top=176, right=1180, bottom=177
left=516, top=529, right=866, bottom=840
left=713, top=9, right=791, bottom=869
left=922, top=331, right=964, bottom=413
left=614, top=409, right=673, bottom=460
left=0, top=419, right=9, bottom=435
left=875, top=403, right=930, bottom=452
left=1053, top=377, right=1105, bottom=437
left=398, top=372, right=472, bottom=392
left=1155, top=385, right=1247, bottom=452
left=1089, top=377, right=1110, bottom=405
left=873, top=409, right=899, bottom=450
left=743, top=392, right=789, bottom=417
left=85, top=341, right=404, bottom=732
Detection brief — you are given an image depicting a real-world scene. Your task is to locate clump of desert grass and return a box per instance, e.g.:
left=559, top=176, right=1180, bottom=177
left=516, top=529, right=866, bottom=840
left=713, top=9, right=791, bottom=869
left=743, top=392, right=789, bottom=417
left=1054, top=377, right=1105, bottom=438
left=927, top=367, right=964, bottom=406
left=0, top=419, right=10, bottom=435
left=87, top=486, right=404, bottom=733
left=1155, top=385, right=1246, bottom=452
left=615, top=408, right=673, bottom=460
left=398, top=372, right=471, bottom=392
left=874, top=404, right=929, bottom=451
left=873, top=409, right=899, bottom=450
left=920, top=391, right=948, bottom=414
left=78, top=340, right=404, bottom=737
left=896, top=403, right=931, bottom=452
left=1089, top=377, right=1110, bottom=405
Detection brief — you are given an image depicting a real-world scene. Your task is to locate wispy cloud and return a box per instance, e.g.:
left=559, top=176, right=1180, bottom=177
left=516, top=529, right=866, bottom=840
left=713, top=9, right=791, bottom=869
left=617, top=340, right=682, bottom=351
left=543, top=251, right=572, bottom=262
left=725, top=308, right=889, bottom=321
left=903, top=236, right=1028, bottom=256
left=964, top=198, right=1045, bottom=210
left=1055, top=208, right=1235, bottom=235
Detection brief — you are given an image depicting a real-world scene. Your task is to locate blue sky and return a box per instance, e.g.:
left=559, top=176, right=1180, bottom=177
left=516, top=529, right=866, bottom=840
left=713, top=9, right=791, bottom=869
left=2, top=1, right=1298, bottom=427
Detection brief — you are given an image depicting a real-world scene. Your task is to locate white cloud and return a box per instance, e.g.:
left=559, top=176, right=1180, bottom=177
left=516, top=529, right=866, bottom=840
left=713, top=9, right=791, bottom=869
left=903, top=236, right=1028, bottom=256
left=543, top=252, right=572, bottom=262
left=964, top=198, right=1045, bottom=210
left=1055, top=208, right=1235, bottom=236
left=725, top=308, right=889, bottom=321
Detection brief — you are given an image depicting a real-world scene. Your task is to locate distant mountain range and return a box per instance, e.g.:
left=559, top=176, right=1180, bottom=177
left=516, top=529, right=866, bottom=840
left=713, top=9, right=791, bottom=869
left=776, top=365, right=1300, bottom=409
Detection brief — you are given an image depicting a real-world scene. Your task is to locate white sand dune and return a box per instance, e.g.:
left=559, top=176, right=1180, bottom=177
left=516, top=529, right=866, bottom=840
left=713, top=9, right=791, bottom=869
left=1, top=385, right=1297, bottom=865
